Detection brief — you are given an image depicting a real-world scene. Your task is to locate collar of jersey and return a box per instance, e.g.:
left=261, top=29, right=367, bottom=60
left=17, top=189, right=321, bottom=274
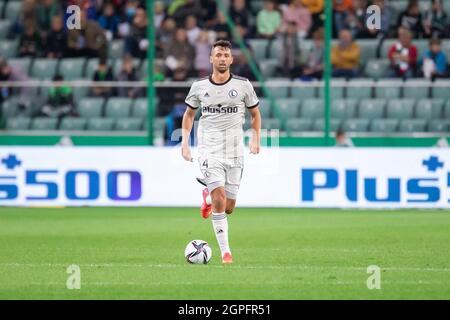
left=208, top=73, right=233, bottom=86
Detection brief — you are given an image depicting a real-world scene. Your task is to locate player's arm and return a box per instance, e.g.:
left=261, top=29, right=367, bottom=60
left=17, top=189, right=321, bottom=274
left=181, top=106, right=197, bottom=161
left=248, top=106, right=261, bottom=154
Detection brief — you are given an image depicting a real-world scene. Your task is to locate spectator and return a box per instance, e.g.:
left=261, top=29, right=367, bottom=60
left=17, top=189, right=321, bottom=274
left=46, top=15, right=67, bottom=59
left=91, top=57, right=114, bottom=98
left=282, top=0, right=312, bottom=39
left=9, top=0, right=37, bottom=39
left=194, top=30, right=213, bottom=77
left=164, top=28, right=196, bottom=77
left=36, top=0, right=61, bottom=37
left=67, top=11, right=107, bottom=59
left=117, top=55, right=141, bottom=98
left=300, top=27, right=324, bottom=80
left=156, top=18, right=177, bottom=58
left=0, top=58, right=34, bottom=113
left=154, top=1, right=166, bottom=29
left=200, top=0, right=218, bottom=28
left=388, top=27, right=418, bottom=78
left=333, top=0, right=353, bottom=36
left=345, top=0, right=367, bottom=39
left=98, top=2, right=121, bottom=41
left=185, top=15, right=201, bottom=46
left=331, top=29, right=360, bottom=78
left=169, top=0, right=203, bottom=26
left=232, top=51, right=257, bottom=81
left=213, top=10, right=232, bottom=40
left=230, top=0, right=251, bottom=38
left=124, top=7, right=148, bottom=59
left=301, top=0, right=324, bottom=34
left=421, top=38, right=448, bottom=80
left=335, top=128, right=354, bottom=147
left=397, top=0, right=423, bottom=38
left=39, top=74, right=75, bottom=118
left=279, top=21, right=302, bottom=78
left=256, top=0, right=282, bottom=40
left=423, top=0, right=449, bottom=39
left=18, top=23, right=42, bottom=57
left=164, top=93, right=187, bottom=146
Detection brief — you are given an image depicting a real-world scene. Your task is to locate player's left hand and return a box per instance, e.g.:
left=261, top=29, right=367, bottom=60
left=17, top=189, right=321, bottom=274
left=249, top=140, right=260, bottom=154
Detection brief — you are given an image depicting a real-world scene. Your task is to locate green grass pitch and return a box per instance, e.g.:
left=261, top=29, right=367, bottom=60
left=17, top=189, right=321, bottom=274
left=0, top=207, right=449, bottom=299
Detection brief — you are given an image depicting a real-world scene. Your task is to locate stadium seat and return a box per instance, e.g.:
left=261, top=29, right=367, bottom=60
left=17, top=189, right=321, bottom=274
left=152, top=117, right=166, bottom=132
left=78, top=98, right=105, bottom=118
left=59, top=118, right=87, bottom=131
left=399, top=119, right=427, bottom=133
left=380, top=39, right=396, bottom=59
left=403, top=79, right=430, bottom=99
left=248, top=39, right=268, bottom=62
left=342, top=118, right=370, bottom=132
left=386, top=99, right=415, bottom=119
left=72, top=84, right=90, bottom=104
left=275, top=98, right=300, bottom=118
left=0, top=39, right=18, bottom=58
left=84, top=58, right=114, bottom=78
left=131, top=98, right=160, bottom=118
left=291, top=82, right=316, bottom=99
left=87, top=118, right=115, bottom=131
left=268, top=39, right=281, bottom=60
left=105, top=98, right=132, bottom=118
left=415, top=40, right=429, bottom=59
left=357, top=40, right=377, bottom=66
left=0, top=19, right=10, bottom=38
left=115, top=118, right=143, bottom=131
left=318, top=80, right=345, bottom=99
left=30, top=118, right=58, bottom=130
left=262, top=118, right=281, bottom=130
left=31, top=59, right=58, bottom=80
left=375, top=79, right=402, bottom=99
left=364, top=59, right=390, bottom=79
left=331, top=99, right=357, bottom=119
left=257, top=98, right=272, bottom=118
left=108, top=40, right=125, bottom=59
left=259, top=59, right=278, bottom=78
left=265, top=80, right=290, bottom=98
left=300, top=99, right=324, bottom=119
left=58, top=58, right=86, bottom=80
left=1, top=97, right=20, bottom=119
left=113, top=58, right=141, bottom=76
left=312, top=118, right=341, bottom=132
left=431, top=80, right=450, bottom=100
left=370, top=119, right=399, bottom=133
left=428, top=120, right=450, bottom=132
left=6, top=117, right=31, bottom=130
left=346, top=79, right=374, bottom=99
left=286, top=118, right=312, bottom=132
left=415, top=99, right=444, bottom=120
left=445, top=100, right=450, bottom=118
left=358, top=99, right=386, bottom=119
left=7, top=57, right=31, bottom=74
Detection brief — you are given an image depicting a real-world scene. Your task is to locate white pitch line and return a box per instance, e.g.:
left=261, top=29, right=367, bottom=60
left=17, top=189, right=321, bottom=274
left=0, top=263, right=449, bottom=273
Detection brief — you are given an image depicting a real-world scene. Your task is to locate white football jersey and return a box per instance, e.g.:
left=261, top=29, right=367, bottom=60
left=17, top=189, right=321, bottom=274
left=185, top=74, right=259, bottom=159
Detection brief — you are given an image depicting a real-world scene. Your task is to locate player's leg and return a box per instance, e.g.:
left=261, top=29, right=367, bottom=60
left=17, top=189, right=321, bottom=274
left=210, top=185, right=232, bottom=264
left=225, top=199, right=236, bottom=214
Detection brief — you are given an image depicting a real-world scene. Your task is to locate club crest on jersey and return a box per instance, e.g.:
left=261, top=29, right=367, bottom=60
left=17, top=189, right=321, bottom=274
left=228, top=89, right=238, bottom=98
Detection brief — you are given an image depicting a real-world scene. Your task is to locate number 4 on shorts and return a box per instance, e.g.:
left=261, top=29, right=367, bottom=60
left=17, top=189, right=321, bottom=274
left=202, top=159, right=208, bottom=168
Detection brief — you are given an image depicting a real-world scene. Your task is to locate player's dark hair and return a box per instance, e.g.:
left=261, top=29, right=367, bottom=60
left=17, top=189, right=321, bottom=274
left=212, top=40, right=232, bottom=51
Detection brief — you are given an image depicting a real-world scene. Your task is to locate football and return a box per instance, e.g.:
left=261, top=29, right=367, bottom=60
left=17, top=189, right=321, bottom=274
left=184, top=240, right=212, bottom=264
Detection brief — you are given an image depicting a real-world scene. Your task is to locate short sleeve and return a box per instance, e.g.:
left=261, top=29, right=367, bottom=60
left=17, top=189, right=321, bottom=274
left=185, top=82, right=200, bottom=109
left=244, top=80, right=259, bottom=109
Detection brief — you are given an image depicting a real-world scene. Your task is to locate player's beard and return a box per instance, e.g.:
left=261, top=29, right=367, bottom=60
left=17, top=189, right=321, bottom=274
left=216, top=65, right=229, bottom=74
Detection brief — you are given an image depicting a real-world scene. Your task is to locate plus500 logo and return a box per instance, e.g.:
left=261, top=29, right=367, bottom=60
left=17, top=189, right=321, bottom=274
left=0, top=170, right=141, bottom=201
left=301, top=169, right=449, bottom=203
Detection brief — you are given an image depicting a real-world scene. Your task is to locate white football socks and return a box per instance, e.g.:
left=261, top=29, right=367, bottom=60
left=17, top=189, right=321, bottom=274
left=211, top=212, right=230, bottom=256
left=206, top=194, right=212, bottom=205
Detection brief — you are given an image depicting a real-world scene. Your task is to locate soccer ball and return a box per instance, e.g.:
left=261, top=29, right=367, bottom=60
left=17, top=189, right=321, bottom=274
left=184, top=240, right=212, bottom=264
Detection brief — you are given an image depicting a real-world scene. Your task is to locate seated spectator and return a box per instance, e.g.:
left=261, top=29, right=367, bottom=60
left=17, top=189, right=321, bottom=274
left=0, top=58, right=33, bottom=113
left=36, top=0, right=61, bottom=39
left=154, top=1, right=166, bottom=29
left=335, top=128, right=354, bottom=147
left=256, top=0, right=282, bottom=40
left=300, top=27, right=324, bottom=80
left=8, top=0, right=37, bottom=40
left=421, top=38, right=448, bottom=80
left=194, top=30, right=213, bottom=77
left=67, top=11, right=107, bottom=59
left=229, top=0, right=251, bottom=38
left=39, top=74, right=76, bottom=118
left=397, top=0, right=423, bottom=38
left=200, top=0, right=218, bottom=28
left=163, top=28, right=196, bottom=78
left=156, top=18, right=177, bottom=58
left=124, top=7, right=148, bottom=59
left=282, top=0, right=311, bottom=39
left=423, top=0, right=448, bottom=39
left=331, top=29, right=360, bottom=79
left=46, top=15, right=67, bottom=59
left=97, top=2, right=121, bottom=41
left=91, top=58, right=114, bottom=98
left=345, top=0, right=367, bottom=39
left=185, top=15, right=201, bottom=46
left=301, top=0, right=324, bottom=34
left=117, top=55, right=141, bottom=98
left=333, top=0, right=353, bottom=36
left=388, top=27, right=418, bottom=79
left=213, top=10, right=232, bottom=40
left=278, top=21, right=302, bottom=78
left=232, top=50, right=257, bottom=81
left=18, top=23, right=42, bottom=58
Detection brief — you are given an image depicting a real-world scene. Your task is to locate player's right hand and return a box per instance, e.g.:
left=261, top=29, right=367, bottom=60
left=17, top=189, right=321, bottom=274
left=181, top=144, right=193, bottom=162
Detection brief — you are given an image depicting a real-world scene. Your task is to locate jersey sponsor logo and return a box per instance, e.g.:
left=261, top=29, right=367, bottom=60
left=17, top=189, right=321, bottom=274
left=202, top=104, right=239, bottom=114
left=228, top=89, right=238, bottom=98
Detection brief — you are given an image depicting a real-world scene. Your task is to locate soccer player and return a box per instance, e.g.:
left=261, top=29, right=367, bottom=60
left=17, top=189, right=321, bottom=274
left=181, top=40, right=261, bottom=264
